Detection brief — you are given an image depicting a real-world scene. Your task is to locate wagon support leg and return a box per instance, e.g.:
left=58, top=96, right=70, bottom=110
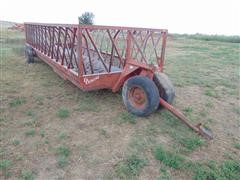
left=159, top=98, right=213, bottom=140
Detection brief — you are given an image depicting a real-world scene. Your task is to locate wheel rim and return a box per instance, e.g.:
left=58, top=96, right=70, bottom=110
left=128, top=86, right=147, bottom=109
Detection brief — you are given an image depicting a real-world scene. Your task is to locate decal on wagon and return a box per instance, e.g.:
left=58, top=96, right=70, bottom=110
left=83, top=76, right=99, bottom=85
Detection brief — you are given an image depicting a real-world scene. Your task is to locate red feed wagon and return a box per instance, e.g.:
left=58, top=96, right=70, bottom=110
left=24, top=23, right=212, bottom=139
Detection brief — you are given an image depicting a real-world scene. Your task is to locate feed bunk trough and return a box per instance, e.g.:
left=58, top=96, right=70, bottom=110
left=24, top=23, right=213, bottom=139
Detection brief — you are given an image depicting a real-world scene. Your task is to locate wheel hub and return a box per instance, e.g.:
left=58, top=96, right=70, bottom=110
left=128, top=86, right=146, bottom=109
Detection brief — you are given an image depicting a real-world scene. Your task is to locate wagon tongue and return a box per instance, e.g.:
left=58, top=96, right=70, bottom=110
left=195, top=123, right=213, bottom=140
left=159, top=98, right=213, bottom=140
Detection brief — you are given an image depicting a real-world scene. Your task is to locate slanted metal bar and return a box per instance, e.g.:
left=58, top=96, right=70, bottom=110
left=48, top=27, right=52, bottom=56
left=69, top=28, right=77, bottom=69
left=47, top=27, right=51, bottom=56
left=46, top=26, right=49, bottom=55
left=61, top=28, right=68, bottom=65
left=85, top=29, right=108, bottom=72
left=41, top=26, right=44, bottom=52
left=65, top=32, right=73, bottom=68
left=44, top=26, right=47, bottom=54
left=107, top=30, right=124, bottom=71
left=73, top=50, right=78, bottom=70
left=129, top=32, right=147, bottom=63
left=36, top=25, right=39, bottom=49
left=150, top=32, right=162, bottom=65
left=82, top=34, right=94, bottom=74
left=56, top=27, right=61, bottom=62
left=53, top=27, right=59, bottom=59
left=133, top=31, right=150, bottom=60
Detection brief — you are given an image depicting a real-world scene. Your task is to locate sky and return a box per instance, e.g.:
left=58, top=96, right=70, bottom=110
left=1, top=0, right=239, bottom=35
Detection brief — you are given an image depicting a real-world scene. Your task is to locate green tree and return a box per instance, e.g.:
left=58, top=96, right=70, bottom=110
left=78, top=12, right=95, bottom=25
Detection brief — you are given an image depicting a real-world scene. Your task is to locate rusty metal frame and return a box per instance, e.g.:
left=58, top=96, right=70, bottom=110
left=25, top=22, right=167, bottom=91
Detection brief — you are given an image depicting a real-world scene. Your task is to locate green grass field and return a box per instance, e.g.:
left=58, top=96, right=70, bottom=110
left=0, top=26, right=240, bottom=179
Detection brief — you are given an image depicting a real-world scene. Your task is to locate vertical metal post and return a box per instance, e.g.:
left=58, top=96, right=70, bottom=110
left=40, top=25, right=43, bottom=51
left=44, top=26, right=47, bottom=54
left=47, top=27, right=51, bottom=56
left=51, top=27, right=55, bottom=59
left=125, top=30, right=132, bottom=65
left=56, top=27, right=61, bottom=62
left=77, top=25, right=83, bottom=76
left=159, top=30, right=167, bottom=72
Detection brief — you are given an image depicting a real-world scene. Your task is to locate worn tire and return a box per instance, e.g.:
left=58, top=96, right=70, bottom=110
left=153, top=72, right=175, bottom=104
left=25, top=45, right=35, bottom=63
left=122, top=76, right=160, bottom=116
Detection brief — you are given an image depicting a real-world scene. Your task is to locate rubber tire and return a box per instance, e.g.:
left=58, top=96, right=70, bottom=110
left=25, top=45, right=35, bottom=63
left=122, top=76, right=160, bottom=117
left=153, top=72, right=175, bottom=104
